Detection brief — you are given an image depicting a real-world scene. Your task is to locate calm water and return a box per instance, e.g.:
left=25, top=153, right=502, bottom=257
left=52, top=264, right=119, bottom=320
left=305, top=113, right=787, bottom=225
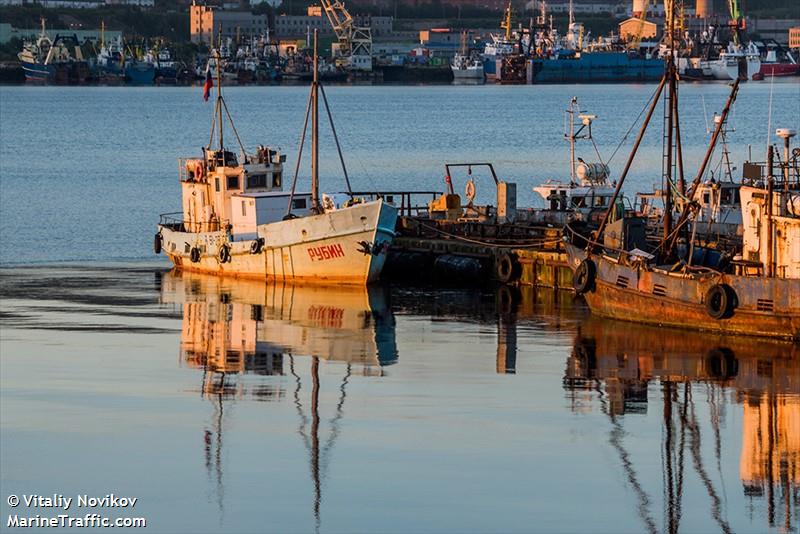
left=1, top=82, right=799, bottom=533
left=1, top=266, right=798, bottom=533
left=0, top=82, right=798, bottom=264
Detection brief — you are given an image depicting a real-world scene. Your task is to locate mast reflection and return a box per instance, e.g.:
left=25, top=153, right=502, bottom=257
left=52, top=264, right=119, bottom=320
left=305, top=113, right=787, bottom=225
left=161, top=270, right=398, bottom=529
left=564, top=317, right=799, bottom=533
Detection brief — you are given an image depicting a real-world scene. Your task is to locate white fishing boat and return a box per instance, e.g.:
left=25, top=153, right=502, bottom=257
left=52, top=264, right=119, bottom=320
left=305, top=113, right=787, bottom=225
left=531, top=98, right=616, bottom=225
left=155, top=34, right=397, bottom=285
left=451, top=53, right=485, bottom=81
left=707, top=41, right=761, bottom=80
left=452, top=30, right=484, bottom=82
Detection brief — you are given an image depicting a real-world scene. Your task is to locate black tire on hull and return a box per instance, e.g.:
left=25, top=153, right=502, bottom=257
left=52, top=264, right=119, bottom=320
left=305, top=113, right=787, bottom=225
left=573, top=259, right=596, bottom=294
left=496, top=252, right=521, bottom=283
left=705, top=284, right=737, bottom=319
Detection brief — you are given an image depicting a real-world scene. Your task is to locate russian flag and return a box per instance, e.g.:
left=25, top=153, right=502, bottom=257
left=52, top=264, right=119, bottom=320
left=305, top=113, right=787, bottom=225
left=202, top=63, right=213, bottom=102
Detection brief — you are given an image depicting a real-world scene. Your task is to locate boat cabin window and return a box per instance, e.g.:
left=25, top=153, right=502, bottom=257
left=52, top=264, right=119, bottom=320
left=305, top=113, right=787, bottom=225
left=703, top=192, right=710, bottom=204
left=594, top=196, right=606, bottom=207
left=247, top=174, right=267, bottom=189
left=210, top=151, right=238, bottom=168
left=720, top=188, right=739, bottom=206
left=241, top=200, right=247, bottom=216
left=215, top=177, right=220, bottom=192
left=273, top=172, right=282, bottom=188
left=227, top=176, right=239, bottom=190
left=571, top=196, right=586, bottom=208
left=292, top=198, right=307, bottom=209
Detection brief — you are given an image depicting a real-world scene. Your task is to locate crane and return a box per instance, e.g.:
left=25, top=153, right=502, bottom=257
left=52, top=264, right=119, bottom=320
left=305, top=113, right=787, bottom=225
left=727, top=0, right=744, bottom=45
left=318, top=0, right=373, bottom=71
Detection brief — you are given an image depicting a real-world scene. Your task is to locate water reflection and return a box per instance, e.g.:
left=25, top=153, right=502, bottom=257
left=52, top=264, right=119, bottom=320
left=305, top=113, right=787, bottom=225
left=160, top=270, right=398, bottom=530
left=565, top=317, right=800, bottom=533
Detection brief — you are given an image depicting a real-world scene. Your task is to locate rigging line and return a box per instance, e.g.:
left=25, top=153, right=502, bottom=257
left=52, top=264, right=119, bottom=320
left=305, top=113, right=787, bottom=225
left=766, top=72, right=775, bottom=157
left=286, top=89, right=314, bottom=218
left=606, top=81, right=660, bottom=165
left=590, top=135, right=606, bottom=167
left=207, top=99, right=218, bottom=150
left=220, top=98, right=247, bottom=155
left=318, top=84, right=353, bottom=196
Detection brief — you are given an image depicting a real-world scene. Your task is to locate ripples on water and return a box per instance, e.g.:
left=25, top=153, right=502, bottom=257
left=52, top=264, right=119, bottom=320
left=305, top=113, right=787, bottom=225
left=0, top=82, right=798, bottom=264
left=1, top=266, right=797, bottom=533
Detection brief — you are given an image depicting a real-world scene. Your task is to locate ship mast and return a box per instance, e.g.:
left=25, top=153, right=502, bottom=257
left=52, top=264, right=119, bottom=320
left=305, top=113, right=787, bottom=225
left=216, top=35, right=223, bottom=152
left=311, top=30, right=320, bottom=213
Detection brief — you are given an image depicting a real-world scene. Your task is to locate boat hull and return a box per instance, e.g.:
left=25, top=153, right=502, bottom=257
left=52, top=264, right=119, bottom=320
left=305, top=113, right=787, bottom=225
left=531, top=52, right=663, bottom=83
left=451, top=67, right=484, bottom=81
left=566, top=244, right=800, bottom=340
left=759, top=62, right=800, bottom=77
left=20, top=61, right=53, bottom=82
left=159, top=200, right=397, bottom=285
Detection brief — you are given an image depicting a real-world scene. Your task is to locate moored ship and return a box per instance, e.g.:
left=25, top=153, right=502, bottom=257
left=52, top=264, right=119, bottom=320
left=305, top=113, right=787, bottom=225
left=564, top=28, right=800, bottom=340
left=155, top=35, right=397, bottom=285
left=18, top=19, right=89, bottom=83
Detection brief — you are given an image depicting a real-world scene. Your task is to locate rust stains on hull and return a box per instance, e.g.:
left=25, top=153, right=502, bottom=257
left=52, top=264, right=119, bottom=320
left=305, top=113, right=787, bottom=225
left=584, top=280, right=800, bottom=341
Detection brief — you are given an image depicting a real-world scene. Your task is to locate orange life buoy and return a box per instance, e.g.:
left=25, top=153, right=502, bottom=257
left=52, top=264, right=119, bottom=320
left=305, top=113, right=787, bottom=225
left=465, top=179, right=476, bottom=201
left=194, top=160, right=205, bottom=180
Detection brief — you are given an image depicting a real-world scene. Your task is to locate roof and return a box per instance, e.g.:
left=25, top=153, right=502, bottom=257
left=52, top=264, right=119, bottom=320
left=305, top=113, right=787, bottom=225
left=233, top=191, right=311, bottom=198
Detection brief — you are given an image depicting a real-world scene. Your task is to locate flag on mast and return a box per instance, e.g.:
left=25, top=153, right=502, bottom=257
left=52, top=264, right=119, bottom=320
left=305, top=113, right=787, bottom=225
left=202, top=61, right=213, bottom=102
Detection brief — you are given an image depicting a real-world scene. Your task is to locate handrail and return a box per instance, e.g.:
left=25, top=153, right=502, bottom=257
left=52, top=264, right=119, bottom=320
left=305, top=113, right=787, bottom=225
left=158, top=212, right=229, bottom=233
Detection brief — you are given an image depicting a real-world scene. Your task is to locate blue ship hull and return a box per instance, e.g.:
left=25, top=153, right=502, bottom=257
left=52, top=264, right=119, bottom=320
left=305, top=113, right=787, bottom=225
left=125, top=62, right=155, bottom=84
left=482, top=57, right=499, bottom=78
left=20, top=61, right=54, bottom=82
left=531, top=52, right=663, bottom=83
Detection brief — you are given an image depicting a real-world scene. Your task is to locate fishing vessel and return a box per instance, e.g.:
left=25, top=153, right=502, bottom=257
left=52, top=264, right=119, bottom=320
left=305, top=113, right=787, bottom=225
left=532, top=98, right=616, bottom=225
left=155, top=33, right=397, bottom=285
left=451, top=31, right=484, bottom=82
left=482, top=2, right=517, bottom=81
left=146, top=43, right=178, bottom=83
left=564, top=15, right=800, bottom=340
left=755, top=41, right=800, bottom=77
left=17, top=19, right=88, bottom=83
left=707, top=41, right=761, bottom=81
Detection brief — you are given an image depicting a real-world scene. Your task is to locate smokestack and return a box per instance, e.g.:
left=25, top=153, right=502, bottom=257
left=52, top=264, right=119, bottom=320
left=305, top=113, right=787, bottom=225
left=696, top=0, right=711, bottom=18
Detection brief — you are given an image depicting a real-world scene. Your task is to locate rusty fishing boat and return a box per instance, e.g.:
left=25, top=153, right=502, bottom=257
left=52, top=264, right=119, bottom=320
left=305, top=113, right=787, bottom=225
left=564, top=14, right=800, bottom=341
left=155, top=33, right=397, bottom=285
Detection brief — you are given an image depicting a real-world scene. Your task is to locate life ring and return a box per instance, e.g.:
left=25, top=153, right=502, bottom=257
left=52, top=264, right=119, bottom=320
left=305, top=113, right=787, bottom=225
left=190, top=247, right=201, bottom=263
left=573, top=259, right=596, bottom=294
left=465, top=179, right=476, bottom=202
left=250, top=238, right=264, bottom=255
left=218, top=244, right=231, bottom=264
left=496, top=252, right=521, bottom=283
left=194, top=160, right=205, bottom=180
left=153, top=233, right=162, bottom=254
left=705, top=284, right=736, bottom=319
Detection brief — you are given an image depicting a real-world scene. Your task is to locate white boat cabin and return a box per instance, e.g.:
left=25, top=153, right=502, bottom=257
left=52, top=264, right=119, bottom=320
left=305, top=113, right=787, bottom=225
left=180, top=146, right=314, bottom=239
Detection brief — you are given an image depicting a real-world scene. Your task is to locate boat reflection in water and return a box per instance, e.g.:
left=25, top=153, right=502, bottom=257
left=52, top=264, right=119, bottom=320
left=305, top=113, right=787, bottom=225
left=160, top=270, right=398, bottom=528
left=565, top=317, right=799, bottom=533
left=161, top=270, right=398, bottom=393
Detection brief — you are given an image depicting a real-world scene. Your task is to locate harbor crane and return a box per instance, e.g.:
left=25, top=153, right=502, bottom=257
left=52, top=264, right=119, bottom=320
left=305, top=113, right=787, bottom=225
left=727, top=0, right=745, bottom=45
left=318, top=0, right=373, bottom=71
